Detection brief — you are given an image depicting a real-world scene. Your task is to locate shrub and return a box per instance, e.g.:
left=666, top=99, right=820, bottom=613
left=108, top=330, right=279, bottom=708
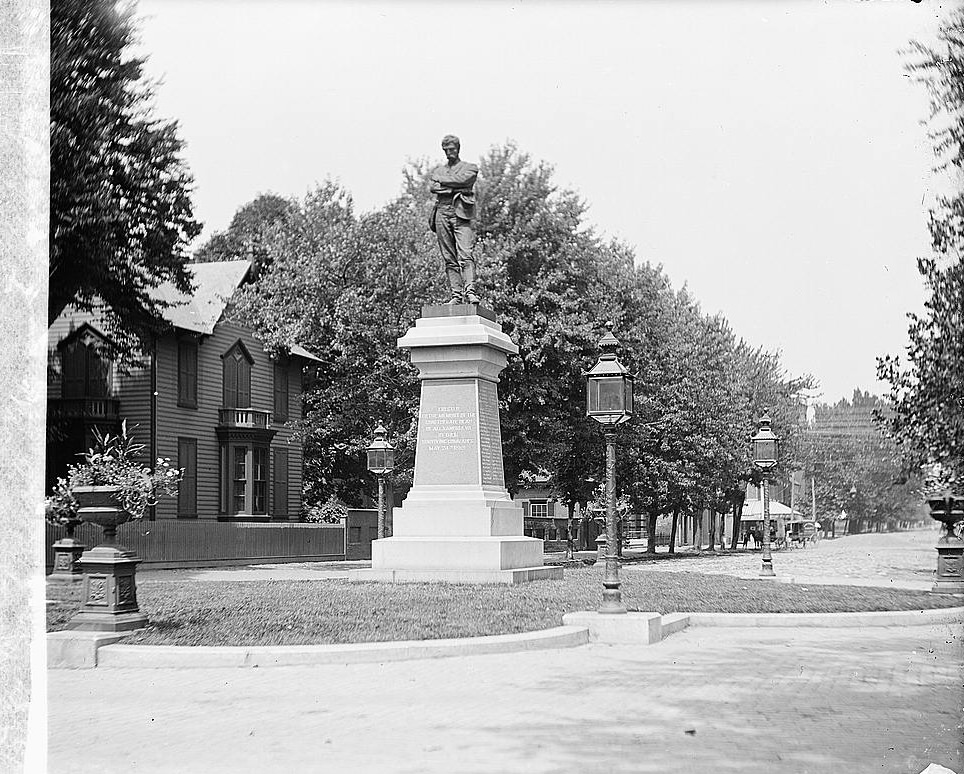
left=44, top=421, right=182, bottom=522
left=303, top=495, right=349, bottom=524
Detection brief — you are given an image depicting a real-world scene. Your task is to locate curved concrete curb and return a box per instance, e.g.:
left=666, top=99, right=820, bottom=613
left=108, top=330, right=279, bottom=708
left=685, top=606, right=964, bottom=628
left=94, top=625, right=589, bottom=669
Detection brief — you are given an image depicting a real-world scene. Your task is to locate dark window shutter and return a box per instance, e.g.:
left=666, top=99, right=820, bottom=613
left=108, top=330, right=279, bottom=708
left=223, top=354, right=238, bottom=407
left=179, top=341, right=198, bottom=407
left=62, top=342, right=86, bottom=398
left=238, top=358, right=251, bottom=408
left=273, top=448, right=288, bottom=516
left=86, top=348, right=109, bottom=397
left=273, top=362, right=288, bottom=421
left=177, top=438, right=197, bottom=518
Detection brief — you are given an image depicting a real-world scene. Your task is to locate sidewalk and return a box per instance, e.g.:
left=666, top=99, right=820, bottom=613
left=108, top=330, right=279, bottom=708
left=134, top=530, right=943, bottom=590
left=592, top=529, right=943, bottom=591
left=48, top=621, right=963, bottom=774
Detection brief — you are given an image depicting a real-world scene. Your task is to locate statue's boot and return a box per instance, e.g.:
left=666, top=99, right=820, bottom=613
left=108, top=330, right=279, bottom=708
left=446, top=268, right=465, bottom=304
left=462, top=260, right=480, bottom=304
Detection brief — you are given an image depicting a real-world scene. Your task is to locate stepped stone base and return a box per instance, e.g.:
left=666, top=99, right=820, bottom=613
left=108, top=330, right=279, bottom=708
left=373, top=534, right=544, bottom=570
left=350, top=566, right=563, bottom=585
left=362, top=308, right=562, bottom=586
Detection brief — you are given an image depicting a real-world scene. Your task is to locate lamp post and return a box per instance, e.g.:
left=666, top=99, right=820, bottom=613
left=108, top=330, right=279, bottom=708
left=586, top=325, right=634, bottom=614
left=366, top=423, right=395, bottom=540
left=751, top=410, right=780, bottom=577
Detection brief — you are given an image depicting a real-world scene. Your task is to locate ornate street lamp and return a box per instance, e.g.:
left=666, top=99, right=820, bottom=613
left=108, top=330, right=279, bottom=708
left=751, top=409, right=780, bottom=577
left=366, top=423, right=395, bottom=540
left=586, top=326, right=634, bottom=614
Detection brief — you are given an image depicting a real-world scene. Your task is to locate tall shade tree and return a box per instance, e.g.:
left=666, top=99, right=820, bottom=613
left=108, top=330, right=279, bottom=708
left=878, top=8, right=964, bottom=486
left=798, top=391, right=924, bottom=535
left=50, top=0, right=200, bottom=353
left=193, top=193, right=295, bottom=271
left=231, top=183, right=438, bottom=506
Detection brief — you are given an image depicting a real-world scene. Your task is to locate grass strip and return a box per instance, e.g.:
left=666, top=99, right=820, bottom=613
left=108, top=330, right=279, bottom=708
left=46, top=566, right=960, bottom=647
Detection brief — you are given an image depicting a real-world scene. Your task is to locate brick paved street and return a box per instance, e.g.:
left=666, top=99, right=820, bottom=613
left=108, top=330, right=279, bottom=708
left=48, top=621, right=963, bottom=774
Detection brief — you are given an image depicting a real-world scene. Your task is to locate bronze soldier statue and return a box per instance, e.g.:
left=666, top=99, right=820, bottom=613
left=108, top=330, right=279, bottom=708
left=429, top=134, right=480, bottom=304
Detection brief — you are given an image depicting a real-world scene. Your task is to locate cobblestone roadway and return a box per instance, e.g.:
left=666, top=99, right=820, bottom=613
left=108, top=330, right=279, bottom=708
left=49, top=622, right=963, bottom=774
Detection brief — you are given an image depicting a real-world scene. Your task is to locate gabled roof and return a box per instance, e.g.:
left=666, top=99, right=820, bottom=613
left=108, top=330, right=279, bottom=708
left=56, top=321, right=111, bottom=350
left=154, top=260, right=322, bottom=362
left=154, top=260, right=251, bottom=335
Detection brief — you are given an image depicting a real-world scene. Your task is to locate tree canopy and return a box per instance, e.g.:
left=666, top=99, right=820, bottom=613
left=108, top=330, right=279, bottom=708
left=878, top=8, right=964, bottom=488
left=193, top=192, right=295, bottom=272
left=50, top=0, right=201, bottom=354
left=228, top=142, right=813, bottom=523
left=798, top=391, right=924, bottom=534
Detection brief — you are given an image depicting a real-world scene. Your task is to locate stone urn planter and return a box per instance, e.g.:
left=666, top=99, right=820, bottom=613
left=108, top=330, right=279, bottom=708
left=926, top=494, right=964, bottom=594
left=67, top=485, right=148, bottom=632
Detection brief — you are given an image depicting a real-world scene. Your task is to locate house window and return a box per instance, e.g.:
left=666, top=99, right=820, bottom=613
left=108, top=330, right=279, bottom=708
left=273, top=448, right=288, bottom=517
left=62, top=339, right=109, bottom=398
left=232, top=445, right=247, bottom=513
left=273, top=360, right=289, bottom=422
left=178, top=339, right=198, bottom=408
left=222, top=342, right=252, bottom=409
left=530, top=501, right=549, bottom=519
left=177, top=438, right=197, bottom=518
left=253, top=447, right=268, bottom=514
left=220, top=442, right=270, bottom=517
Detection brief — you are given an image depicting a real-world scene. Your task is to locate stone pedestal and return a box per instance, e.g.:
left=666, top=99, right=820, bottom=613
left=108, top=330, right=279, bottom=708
left=934, top=536, right=964, bottom=594
left=49, top=534, right=86, bottom=583
left=351, top=304, right=561, bottom=585
left=67, top=542, right=148, bottom=632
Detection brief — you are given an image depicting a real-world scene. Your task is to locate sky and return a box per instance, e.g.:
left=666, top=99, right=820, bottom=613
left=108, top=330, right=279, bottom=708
left=135, top=0, right=959, bottom=404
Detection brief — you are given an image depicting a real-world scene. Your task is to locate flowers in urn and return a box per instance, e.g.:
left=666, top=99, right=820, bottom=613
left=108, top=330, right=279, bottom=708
left=45, top=422, right=183, bottom=523
left=920, top=461, right=961, bottom=501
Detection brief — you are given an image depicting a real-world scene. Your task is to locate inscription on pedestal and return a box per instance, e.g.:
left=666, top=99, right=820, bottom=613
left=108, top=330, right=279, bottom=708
left=415, top=380, right=479, bottom=485
left=478, top=380, right=505, bottom=487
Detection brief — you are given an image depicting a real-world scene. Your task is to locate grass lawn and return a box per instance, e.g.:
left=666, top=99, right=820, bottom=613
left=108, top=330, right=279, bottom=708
left=46, top=566, right=962, bottom=647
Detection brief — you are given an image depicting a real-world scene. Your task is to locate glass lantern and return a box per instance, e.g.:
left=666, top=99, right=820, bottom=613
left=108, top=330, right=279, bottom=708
left=751, top=410, right=779, bottom=469
left=366, top=423, right=395, bottom=475
left=586, top=329, right=634, bottom=426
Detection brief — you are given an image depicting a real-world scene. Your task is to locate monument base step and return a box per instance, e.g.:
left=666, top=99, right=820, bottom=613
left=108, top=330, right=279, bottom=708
left=371, top=535, right=546, bottom=571
left=349, top=566, right=563, bottom=585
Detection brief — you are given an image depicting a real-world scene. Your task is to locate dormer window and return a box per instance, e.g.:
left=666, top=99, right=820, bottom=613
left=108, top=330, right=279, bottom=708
left=222, top=341, right=253, bottom=409
left=60, top=326, right=111, bottom=398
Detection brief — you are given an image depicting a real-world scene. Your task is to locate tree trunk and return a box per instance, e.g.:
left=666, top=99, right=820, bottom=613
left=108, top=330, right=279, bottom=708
left=668, top=508, right=679, bottom=554
left=729, top=491, right=747, bottom=550
left=566, top=501, right=575, bottom=560
left=708, top=509, right=716, bottom=551
left=647, top=510, right=658, bottom=554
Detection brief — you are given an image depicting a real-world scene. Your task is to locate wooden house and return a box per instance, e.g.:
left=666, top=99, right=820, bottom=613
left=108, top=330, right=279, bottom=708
left=46, top=260, right=320, bottom=522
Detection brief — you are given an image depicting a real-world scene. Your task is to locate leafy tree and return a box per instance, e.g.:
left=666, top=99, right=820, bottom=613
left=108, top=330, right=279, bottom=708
left=231, top=183, right=438, bottom=505
left=228, top=141, right=814, bottom=538
left=194, top=193, right=295, bottom=273
left=722, top=341, right=813, bottom=549
left=878, top=8, right=964, bottom=487
left=50, top=0, right=200, bottom=353
left=799, top=391, right=925, bottom=535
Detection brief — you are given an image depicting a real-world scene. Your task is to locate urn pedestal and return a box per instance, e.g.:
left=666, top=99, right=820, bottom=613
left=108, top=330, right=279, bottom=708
left=351, top=304, right=562, bottom=585
left=48, top=520, right=86, bottom=583
left=67, top=486, right=148, bottom=632
left=927, top=496, right=964, bottom=595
